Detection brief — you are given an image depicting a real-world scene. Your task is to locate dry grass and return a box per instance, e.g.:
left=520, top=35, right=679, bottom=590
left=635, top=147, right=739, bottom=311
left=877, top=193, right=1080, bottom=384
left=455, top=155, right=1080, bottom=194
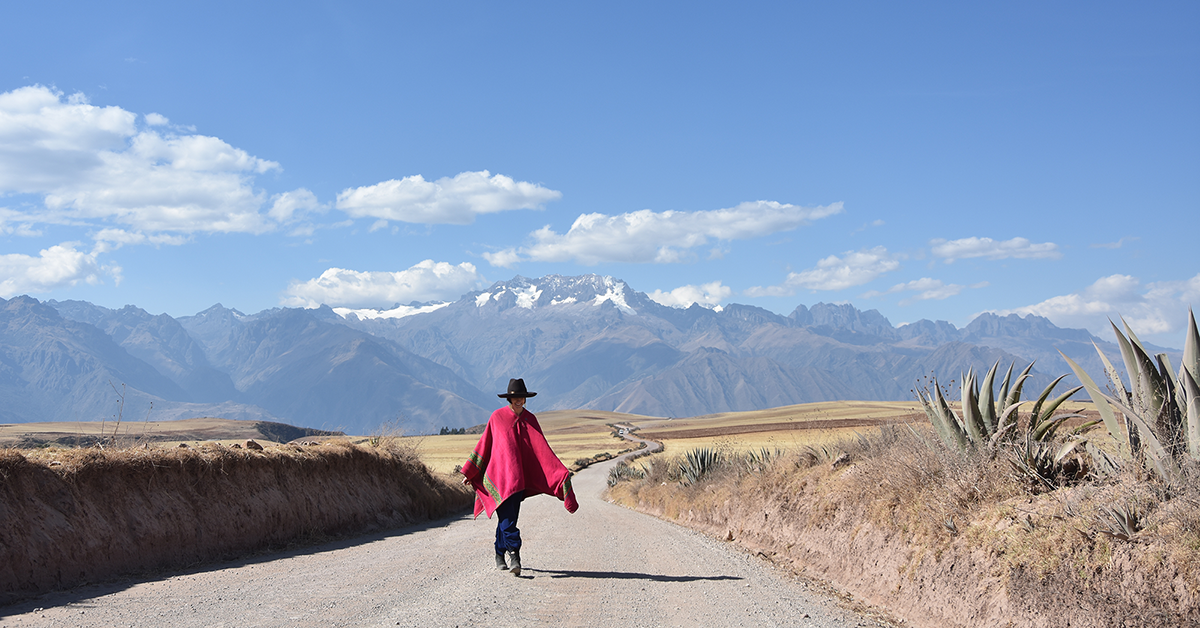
left=1, top=438, right=472, bottom=604
left=607, top=423, right=1200, bottom=627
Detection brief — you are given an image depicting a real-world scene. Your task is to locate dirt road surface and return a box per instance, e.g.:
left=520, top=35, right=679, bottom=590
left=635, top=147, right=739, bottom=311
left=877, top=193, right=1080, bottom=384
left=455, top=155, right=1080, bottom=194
left=1, top=443, right=892, bottom=628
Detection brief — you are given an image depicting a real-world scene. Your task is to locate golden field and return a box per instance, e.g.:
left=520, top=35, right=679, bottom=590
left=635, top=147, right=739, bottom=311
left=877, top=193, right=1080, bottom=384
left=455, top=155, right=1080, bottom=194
left=0, top=401, right=935, bottom=474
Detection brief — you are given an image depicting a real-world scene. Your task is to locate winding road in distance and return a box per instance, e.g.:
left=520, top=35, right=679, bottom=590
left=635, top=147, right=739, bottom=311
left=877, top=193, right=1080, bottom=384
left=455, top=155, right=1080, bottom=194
left=1, top=433, right=891, bottom=628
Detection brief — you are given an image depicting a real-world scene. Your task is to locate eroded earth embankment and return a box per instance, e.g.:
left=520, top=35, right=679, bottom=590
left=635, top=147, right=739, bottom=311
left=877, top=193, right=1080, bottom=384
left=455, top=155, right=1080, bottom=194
left=607, top=444, right=1198, bottom=628
left=0, top=442, right=472, bottom=604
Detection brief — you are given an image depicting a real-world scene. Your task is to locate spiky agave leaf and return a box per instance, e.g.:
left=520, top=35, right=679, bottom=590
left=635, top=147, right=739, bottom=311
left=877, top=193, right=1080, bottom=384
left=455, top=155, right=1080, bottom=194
left=1085, top=442, right=1121, bottom=477
left=988, top=401, right=1026, bottom=449
left=1003, top=363, right=1036, bottom=412
left=1031, top=387, right=1085, bottom=441
left=979, top=361, right=1000, bottom=437
left=1111, top=319, right=1142, bottom=396
left=998, top=362, right=1016, bottom=415
left=1097, top=504, right=1141, bottom=541
left=1061, top=351, right=1129, bottom=457
left=922, top=380, right=970, bottom=451
left=1029, top=374, right=1069, bottom=425
left=1182, top=366, right=1200, bottom=460
left=1115, top=318, right=1169, bottom=420
left=1133, top=342, right=1168, bottom=421
left=1182, top=308, right=1200, bottom=388
left=1094, top=340, right=1131, bottom=406
left=961, top=370, right=988, bottom=445
left=1099, top=390, right=1181, bottom=483
left=1156, top=353, right=1187, bottom=460
left=1054, top=437, right=1089, bottom=464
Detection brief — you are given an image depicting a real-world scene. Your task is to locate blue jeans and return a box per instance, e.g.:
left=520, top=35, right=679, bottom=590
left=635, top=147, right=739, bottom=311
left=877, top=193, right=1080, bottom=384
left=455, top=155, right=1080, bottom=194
left=494, top=491, right=524, bottom=554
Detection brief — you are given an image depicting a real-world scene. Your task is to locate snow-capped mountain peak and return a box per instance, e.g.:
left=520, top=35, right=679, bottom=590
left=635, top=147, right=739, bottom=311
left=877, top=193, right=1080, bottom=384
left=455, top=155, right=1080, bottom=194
left=471, top=274, right=641, bottom=314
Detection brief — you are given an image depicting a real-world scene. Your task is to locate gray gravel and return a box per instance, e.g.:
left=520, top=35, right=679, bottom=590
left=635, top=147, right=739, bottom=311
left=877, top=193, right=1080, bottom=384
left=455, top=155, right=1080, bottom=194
left=1, top=447, right=892, bottom=628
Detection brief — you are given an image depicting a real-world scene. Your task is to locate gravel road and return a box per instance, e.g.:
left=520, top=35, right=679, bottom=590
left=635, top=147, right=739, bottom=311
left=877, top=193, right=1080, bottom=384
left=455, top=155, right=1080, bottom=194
left=1, top=442, right=893, bottom=628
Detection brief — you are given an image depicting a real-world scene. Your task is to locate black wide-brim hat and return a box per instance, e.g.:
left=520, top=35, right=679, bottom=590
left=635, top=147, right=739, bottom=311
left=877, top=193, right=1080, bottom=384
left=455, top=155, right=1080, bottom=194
left=498, top=378, right=537, bottom=398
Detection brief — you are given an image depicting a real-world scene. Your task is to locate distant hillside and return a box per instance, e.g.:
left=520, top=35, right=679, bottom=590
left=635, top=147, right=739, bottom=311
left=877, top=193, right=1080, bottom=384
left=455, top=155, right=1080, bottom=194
left=1, top=273, right=1159, bottom=434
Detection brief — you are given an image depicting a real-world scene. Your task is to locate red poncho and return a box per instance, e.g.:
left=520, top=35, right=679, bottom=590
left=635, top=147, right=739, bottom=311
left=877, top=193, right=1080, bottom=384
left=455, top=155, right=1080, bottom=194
left=460, top=405, right=579, bottom=519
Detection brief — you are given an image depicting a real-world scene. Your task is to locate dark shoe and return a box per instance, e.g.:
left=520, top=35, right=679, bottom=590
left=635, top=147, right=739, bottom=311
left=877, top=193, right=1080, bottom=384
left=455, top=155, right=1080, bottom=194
left=495, top=552, right=508, bottom=570
left=506, top=550, right=521, bottom=576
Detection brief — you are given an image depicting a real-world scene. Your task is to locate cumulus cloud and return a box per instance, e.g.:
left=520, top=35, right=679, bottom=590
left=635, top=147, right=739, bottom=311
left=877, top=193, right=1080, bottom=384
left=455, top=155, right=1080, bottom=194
left=482, top=248, right=522, bottom=268
left=863, top=277, right=989, bottom=306
left=647, top=281, right=732, bottom=308
left=0, top=85, right=281, bottom=234
left=930, top=236, right=1061, bottom=263
left=487, top=200, right=843, bottom=267
left=993, top=273, right=1200, bottom=343
left=268, top=188, right=323, bottom=223
left=745, top=246, right=900, bottom=296
left=0, top=242, right=117, bottom=297
left=281, top=260, right=485, bottom=309
left=336, top=171, right=561, bottom=225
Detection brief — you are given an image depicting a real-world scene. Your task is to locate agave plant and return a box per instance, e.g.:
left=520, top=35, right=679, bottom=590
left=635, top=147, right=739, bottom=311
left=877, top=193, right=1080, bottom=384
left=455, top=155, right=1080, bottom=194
left=679, top=447, right=722, bottom=485
left=743, top=447, right=783, bottom=473
left=1096, top=503, right=1142, bottom=542
left=1061, top=308, right=1200, bottom=484
left=606, top=460, right=646, bottom=487
left=916, top=360, right=1084, bottom=453
left=1010, top=435, right=1092, bottom=491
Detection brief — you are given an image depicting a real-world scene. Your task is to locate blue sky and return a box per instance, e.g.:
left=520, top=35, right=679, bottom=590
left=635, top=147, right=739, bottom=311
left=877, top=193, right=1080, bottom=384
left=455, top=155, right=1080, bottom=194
left=1, top=2, right=1197, bottom=347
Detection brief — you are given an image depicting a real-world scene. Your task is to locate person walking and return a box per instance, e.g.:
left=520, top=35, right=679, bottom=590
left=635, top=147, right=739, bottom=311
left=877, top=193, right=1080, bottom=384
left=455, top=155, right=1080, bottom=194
left=460, top=378, right=578, bottom=576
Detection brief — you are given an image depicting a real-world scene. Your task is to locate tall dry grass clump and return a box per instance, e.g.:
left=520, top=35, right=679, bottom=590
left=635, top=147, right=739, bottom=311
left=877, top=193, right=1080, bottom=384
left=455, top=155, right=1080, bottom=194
left=1, top=439, right=472, bottom=604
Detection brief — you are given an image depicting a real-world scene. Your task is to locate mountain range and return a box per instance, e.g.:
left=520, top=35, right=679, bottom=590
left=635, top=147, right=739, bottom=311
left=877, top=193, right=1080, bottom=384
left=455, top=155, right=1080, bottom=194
left=0, top=274, right=1164, bottom=435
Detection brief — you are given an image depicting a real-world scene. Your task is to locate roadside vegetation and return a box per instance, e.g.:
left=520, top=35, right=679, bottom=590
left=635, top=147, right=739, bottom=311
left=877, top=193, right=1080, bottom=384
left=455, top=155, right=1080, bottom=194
left=1, top=435, right=472, bottom=604
left=607, top=312, right=1200, bottom=627
left=1, top=408, right=636, bottom=604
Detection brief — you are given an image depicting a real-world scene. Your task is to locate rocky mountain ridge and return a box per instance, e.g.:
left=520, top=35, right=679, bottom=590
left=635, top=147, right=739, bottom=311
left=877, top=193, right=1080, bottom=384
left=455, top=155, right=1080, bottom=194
left=0, top=273, right=1152, bottom=434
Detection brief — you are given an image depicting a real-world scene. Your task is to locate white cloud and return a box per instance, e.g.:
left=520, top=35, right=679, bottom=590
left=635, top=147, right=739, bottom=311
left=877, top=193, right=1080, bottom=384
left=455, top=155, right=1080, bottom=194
left=0, top=242, right=117, bottom=297
left=647, top=281, right=732, bottom=308
left=268, top=188, right=326, bottom=224
left=0, top=208, right=44, bottom=237
left=490, top=200, right=843, bottom=266
left=0, top=85, right=282, bottom=234
left=92, top=228, right=189, bottom=253
left=745, top=246, right=900, bottom=296
left=336, top=171, right=561, bottom=225
left=863, top=277, right=989, bottom=306
left=482, top=248, right=523, bottom=268
left=281, top=260, right=485, bottom=309
left=993, top=273, right=1200, bottom=343
left=930, top=236, right=1061, bottom=263
left=0, top=85, right=137, bottom=191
